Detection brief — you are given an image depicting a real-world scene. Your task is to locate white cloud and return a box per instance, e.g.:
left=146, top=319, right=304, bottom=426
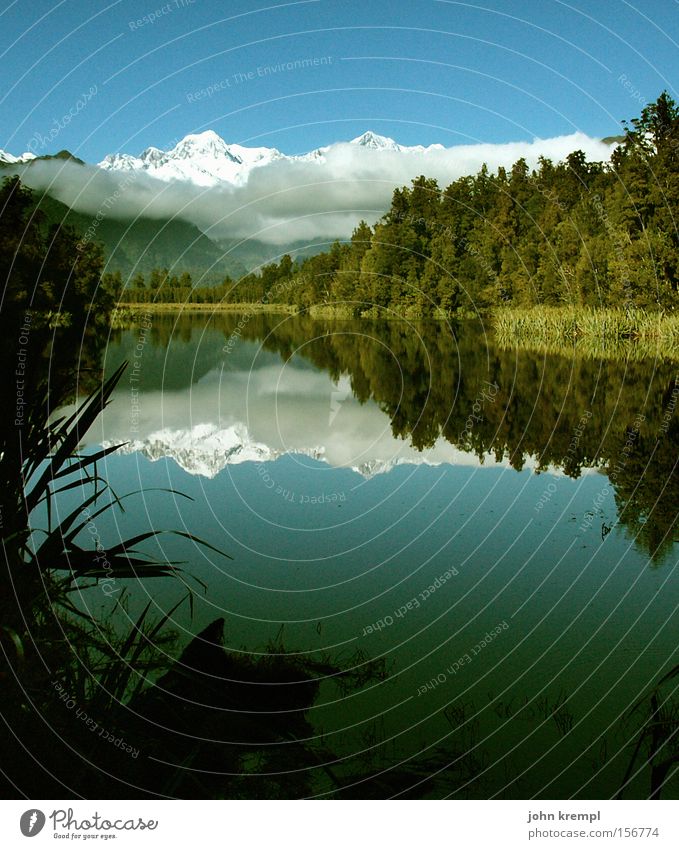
left=14, top=132, right=616, bottom=246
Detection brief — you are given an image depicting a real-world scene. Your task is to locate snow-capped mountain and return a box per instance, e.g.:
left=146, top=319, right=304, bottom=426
left=98, top=130, right=284, bottom=187
left=347, top=131, right=444, bottom=154
left=95, top=129, right=446, bottom=187
left=0, top=149, right=36, bottom=164
left=101, top=422, right=560, bottom=481
left=4, top=129, right=617, bottom=199
left=102, top=422, right=325, bottom=478
left=350, top=131, right=403, bottom=152
left=2, top=129, right=620, bottom=247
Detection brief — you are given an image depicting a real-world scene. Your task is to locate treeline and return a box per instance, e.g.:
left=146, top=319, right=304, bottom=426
left=120, top=93, right=679, bottom=315
left=103, top=268, right=207, bottom=304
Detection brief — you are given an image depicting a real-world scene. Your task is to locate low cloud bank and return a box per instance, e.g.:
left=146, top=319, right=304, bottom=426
left=16, top=133, right=616, bottom=245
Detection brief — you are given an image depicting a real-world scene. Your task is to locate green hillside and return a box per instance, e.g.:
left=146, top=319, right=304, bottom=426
left=30, top=192, right=246, bottom=283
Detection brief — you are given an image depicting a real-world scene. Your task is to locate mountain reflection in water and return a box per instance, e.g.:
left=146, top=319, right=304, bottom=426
left=98, top=312, right=679, bottom=563
left=22, top=309, right=672, bottom=800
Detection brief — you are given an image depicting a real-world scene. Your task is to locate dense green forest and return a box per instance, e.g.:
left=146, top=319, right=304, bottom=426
left=121, top=93, right=679, bottom=316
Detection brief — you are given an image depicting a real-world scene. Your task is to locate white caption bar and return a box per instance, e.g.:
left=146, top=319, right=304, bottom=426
left=2, top=800, right=678, bottom=848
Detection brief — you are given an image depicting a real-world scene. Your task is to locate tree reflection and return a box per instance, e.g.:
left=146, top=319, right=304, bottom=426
left=188, top=311, right=678, bottom=563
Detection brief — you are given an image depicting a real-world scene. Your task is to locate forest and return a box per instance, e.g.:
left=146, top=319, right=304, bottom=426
left=120, top=93, right=679, bottom=318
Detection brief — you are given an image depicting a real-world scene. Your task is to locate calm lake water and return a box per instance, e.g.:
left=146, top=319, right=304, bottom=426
left=75, top=311, right=679, bottom=798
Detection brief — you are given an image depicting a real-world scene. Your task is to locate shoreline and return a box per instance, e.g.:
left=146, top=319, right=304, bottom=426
left=112, top=302, right=679, bottom=359
left=112, top=302, right=469, bottom=321
left=492, top=306, right=679, bottom=361
left=114, top=302, right=298, bottom=314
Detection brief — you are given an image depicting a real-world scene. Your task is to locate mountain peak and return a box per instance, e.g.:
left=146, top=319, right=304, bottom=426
left=93, top=129, right=442, bottom=185
left=350, top=131, right=401, bottom=151
left=141, top=145, right=164, bottom=158
left=169, top=130, right=241, bottom=165
left=172, top=130, right=228, bottom=150
left=0, top=149, right=37, bottom=164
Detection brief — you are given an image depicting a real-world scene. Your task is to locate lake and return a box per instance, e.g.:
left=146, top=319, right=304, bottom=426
left=75, top=310, right=679, bottom=798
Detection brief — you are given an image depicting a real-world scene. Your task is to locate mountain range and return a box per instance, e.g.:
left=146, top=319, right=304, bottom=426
left=0, top=129, right=467, bottom=189
left=1, top=128, right=620, bottom=282
left=0, top=130, right=468, bottom=281
left=95, top=130, right=447, bottom=187
left=1, top=130, right=440, bottom=278
left=99, top=420, right=560, bottom=481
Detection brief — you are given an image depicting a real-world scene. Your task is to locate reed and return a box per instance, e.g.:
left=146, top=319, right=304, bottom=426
left=492, top=307, right=679, bottom=360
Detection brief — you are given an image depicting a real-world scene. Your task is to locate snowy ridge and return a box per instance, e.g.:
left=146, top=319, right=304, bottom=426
left=95, top=130, right=456, bottom=186
left=1, top=129, right=618, bottom=194
left=97, top=130, right=284, bottom=187
left=102, top=422, right=325, bottom=478
left=0, top=149, right=37, bottom=164
left=99, top=421, right=590, bottom=481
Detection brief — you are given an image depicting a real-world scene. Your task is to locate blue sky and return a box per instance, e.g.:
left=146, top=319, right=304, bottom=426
left=1, top=0, right=677, bottom=160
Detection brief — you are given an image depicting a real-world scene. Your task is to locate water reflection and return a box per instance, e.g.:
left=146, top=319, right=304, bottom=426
left=6, top=308, right=679, bottom=799
left=100, top=312, right=679, bottom=563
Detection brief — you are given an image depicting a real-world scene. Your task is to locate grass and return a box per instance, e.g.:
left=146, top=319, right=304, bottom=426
left=492, top=306, right=679, bottom=360
left=113, top=301, right=297, bottom=316
left=0, top=358, right=232, bottom=796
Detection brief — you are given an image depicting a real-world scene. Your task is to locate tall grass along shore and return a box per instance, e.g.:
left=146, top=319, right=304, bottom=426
left=493, top=307, right=679, bottom=360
